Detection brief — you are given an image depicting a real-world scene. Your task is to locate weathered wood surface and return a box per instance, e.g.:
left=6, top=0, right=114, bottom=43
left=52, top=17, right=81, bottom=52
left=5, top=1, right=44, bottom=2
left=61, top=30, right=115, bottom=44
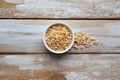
left=0, top=54, right=120, bottom=80
left=0, top=0, right=120, bottom=18
left=0, top=20, right=120, bottom=53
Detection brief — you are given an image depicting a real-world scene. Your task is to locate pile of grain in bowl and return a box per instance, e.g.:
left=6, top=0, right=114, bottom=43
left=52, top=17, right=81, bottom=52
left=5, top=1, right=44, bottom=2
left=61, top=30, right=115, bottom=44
left=45, top=24, right=72, bottom=51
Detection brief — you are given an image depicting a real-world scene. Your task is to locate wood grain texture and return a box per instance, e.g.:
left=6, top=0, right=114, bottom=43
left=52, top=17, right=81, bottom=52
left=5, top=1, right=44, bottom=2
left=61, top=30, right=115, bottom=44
left=0, top=54, right=120, bottom=80
left=0, top=0, right=120, bottom=18
left=0, top=20, right=120, bottom=53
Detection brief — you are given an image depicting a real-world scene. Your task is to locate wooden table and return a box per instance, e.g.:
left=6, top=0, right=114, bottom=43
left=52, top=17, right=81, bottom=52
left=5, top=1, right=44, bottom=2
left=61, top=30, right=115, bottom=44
left=0, top=0, right=120, bottom=80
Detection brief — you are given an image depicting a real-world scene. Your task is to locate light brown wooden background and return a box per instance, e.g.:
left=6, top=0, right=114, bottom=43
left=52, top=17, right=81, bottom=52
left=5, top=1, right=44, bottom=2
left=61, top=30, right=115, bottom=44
left=0, top=0, right=120, bottom=80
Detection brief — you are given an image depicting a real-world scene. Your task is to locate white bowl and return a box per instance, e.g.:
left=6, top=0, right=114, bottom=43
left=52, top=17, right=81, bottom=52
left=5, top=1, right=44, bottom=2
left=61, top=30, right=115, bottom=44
left=43, top=23, right=74, bottom=54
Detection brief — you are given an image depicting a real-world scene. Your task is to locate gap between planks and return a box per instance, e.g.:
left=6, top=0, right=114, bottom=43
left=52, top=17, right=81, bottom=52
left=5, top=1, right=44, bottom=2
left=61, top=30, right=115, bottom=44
left=0, top=18, right=120, bottom=20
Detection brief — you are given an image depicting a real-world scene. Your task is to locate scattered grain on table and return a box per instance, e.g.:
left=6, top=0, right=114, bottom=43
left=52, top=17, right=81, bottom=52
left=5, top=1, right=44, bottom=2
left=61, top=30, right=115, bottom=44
left=72, top=32, right=102, bottom=50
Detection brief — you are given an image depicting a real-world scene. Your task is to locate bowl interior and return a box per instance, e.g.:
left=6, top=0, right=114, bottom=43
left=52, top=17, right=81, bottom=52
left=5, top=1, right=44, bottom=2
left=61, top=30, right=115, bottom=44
left=43, top=23, right=74, bottom=54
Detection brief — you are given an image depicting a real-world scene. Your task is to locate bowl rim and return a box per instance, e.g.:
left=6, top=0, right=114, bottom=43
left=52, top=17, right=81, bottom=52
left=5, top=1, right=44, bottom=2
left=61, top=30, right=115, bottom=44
left=43, top=23, right=74, bottom=54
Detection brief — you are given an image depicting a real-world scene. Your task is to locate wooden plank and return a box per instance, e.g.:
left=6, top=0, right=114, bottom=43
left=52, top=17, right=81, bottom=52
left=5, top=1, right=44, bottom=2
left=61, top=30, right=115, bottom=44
left=0, top=0, right=120, bottom=18
left=0, top=54, right=120, bottom=80
left=0, top=20, right=120, bottom=53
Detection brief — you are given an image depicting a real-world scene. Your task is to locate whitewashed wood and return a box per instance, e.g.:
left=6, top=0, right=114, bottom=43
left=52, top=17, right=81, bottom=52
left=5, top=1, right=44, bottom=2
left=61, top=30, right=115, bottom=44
left=0, top=20, right=120, bottom=53
left=0, top=0, right=120, bottom=18
left=0, top=54, right=120, bottom=80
